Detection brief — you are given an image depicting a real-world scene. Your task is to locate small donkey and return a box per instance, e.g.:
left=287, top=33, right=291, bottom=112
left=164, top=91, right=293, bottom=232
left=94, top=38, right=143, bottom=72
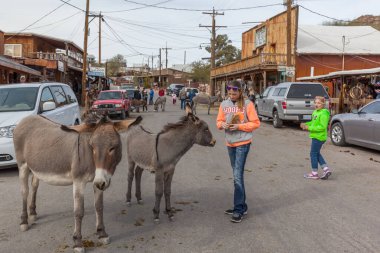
left=124, top=103, right=216, bottom=222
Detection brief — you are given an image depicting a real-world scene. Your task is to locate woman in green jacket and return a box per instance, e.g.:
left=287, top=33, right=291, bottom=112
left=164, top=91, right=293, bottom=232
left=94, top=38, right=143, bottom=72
left=301, top=96, right=332, bottom=180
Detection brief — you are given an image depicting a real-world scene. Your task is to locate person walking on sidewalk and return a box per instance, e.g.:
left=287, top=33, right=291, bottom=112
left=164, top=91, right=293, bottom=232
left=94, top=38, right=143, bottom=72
left=216, top=80, right=260, bottom=223
left=301, top=96, right=332, bottom=180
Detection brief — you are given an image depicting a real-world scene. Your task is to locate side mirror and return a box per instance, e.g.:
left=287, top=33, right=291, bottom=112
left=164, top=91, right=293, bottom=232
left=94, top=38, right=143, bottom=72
left=42, top=101, right=56, bottom=112
left=351, top=109, right=358, bottom=114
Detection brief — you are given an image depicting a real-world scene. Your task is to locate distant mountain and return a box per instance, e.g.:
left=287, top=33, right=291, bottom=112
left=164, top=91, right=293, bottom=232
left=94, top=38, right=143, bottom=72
left=352, top=15, right=380, bottom=31
left=322, top=15, right=380, bottom=31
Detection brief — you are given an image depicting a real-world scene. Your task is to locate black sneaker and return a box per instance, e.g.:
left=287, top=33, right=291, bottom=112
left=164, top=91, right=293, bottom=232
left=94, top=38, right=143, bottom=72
left=231, top=213, right=243, bottom=223
left=224, top=209, right=248, bottom=215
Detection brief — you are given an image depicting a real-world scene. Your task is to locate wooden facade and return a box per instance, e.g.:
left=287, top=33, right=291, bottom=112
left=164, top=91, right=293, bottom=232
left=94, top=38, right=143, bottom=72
left=0, top=31, right=41, bottom=84
left=4, top=33, right=83, bottom=91
left=211, top=7, right=299, bottom=94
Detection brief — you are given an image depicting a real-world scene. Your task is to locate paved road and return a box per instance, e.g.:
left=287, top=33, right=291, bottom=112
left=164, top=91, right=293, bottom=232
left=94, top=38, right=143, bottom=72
left=1, top=100, right=380, bottom=253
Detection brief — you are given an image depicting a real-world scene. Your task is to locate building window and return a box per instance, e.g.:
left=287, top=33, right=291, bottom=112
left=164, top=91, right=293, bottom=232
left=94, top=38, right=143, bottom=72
left=4, top=44, right=22, bottom=58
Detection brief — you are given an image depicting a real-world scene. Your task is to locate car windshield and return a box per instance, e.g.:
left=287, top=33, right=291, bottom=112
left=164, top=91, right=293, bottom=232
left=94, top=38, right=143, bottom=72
left=98, top=91, right=122, bottom=100
left=125, top=89, right=135, bottom=98
left=0, top=87, right=39, bottom=112
left=175, top=85, right=184, bottom=89
left=287, top=83, right=328, bottom=99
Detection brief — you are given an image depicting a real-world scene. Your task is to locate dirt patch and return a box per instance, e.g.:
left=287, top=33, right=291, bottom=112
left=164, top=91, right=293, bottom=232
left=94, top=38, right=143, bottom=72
left=134, top=218, right=145, bottom=226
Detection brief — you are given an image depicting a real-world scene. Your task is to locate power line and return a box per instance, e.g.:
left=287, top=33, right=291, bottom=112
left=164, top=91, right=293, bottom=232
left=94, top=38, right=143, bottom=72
left=299, top=5, right=350, bottom=22
left=58, top=0, right=85, bottom=12
left=122, top=0, right=284, bottom=12
left=103, top=18, right=142, bottom=55
left=6, top=0, right=73, bottom=41
left=24, top=11, right=82, bottom=31
left=102, top=0, right=172, bottom=13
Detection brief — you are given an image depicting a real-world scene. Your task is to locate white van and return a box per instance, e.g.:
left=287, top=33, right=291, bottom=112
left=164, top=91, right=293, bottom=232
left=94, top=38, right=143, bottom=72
left=0, top=82, right=81, bottom=169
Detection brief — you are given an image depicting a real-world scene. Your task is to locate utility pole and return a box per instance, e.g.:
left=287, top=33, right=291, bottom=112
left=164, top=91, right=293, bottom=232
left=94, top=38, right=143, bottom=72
left=159, top=48, right=161, bottom=86
left=81, top=0, right=90, bottom=107
left=342, top=35, right=347, bottom=70
left=161, top=42, right=172, bottom=70
left=184, top=50, right=186, bottom=65
left=286, top=0, right=292, bottom=81
left=200, top=7, right=226, bottom=96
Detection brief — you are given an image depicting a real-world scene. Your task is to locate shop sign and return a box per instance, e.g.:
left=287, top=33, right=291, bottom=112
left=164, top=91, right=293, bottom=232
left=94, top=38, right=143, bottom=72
left=88, top=67, right=105, bottom=77
left=58, top=61, right=65, bottom=72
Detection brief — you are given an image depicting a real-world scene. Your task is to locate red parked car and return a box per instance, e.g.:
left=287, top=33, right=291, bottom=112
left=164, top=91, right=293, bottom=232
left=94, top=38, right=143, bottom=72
left=91, top=90, right=131, bottom=119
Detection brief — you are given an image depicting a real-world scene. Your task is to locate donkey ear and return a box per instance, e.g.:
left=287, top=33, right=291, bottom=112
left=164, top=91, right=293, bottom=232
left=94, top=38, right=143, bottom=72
left=61, top=123, right=96, bottom=133
left=185, top=103, right=193, bottom=115
left=114, top=116, right=142, bottom=132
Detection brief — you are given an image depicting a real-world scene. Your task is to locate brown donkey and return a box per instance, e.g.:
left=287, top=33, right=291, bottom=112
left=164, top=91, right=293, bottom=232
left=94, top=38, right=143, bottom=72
left=13, top=115, right=141, bottom=253
left=124, top=104, right=216, bottom=222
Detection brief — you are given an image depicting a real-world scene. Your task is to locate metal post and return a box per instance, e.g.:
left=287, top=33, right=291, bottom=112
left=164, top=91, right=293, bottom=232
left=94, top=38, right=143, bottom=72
left=81, top=0, right=90, bottom=106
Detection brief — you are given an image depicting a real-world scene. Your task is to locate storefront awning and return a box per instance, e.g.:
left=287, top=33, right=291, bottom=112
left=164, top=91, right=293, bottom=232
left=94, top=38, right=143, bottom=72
left=0, top=56, right=41, bottom=76
left=297, top=67, right=380, bottom=81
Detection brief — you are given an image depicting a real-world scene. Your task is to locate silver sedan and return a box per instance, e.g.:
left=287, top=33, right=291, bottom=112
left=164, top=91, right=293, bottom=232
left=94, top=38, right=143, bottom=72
left=330, top=100, right=380, bottom=151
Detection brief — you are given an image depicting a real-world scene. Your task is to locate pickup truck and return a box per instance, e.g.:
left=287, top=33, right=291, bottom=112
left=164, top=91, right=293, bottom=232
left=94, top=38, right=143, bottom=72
left=91, top=90, right=131, bottom=119
left=256, top=82, right=330, bottom=128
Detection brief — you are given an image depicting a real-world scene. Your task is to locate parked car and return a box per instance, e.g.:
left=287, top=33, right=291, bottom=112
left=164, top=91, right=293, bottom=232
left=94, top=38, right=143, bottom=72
left=91, top=90, right=131, bottom=119
left=166, top=84, right=185, bottom=97
left=186, top=88, right=199, bottom=98
left=330, top=99, right=380, bottom=151
left=0, top=82, right=81, bottom=169
left=256, top=82, right=330, bottom=128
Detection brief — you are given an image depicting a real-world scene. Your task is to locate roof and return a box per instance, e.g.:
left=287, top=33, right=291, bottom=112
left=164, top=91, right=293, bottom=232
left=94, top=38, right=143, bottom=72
left=171, top=64, right=192, bottom=73
left=297, top=25, right=380, bottom=55
left=4, top=32, right=83, bottom=53
left=297, top=67, right=380, bottom=81
left=0, top=82, right=68, bottom=88
left=0, top=56, right=41, bottom=76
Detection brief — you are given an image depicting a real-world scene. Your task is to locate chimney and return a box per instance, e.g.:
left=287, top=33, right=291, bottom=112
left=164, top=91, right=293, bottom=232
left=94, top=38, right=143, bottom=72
left=0, top=30, right=4, bottom=55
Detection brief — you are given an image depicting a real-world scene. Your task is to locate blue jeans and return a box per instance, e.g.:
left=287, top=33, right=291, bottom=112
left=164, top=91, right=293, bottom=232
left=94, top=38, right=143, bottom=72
left=180, top=99, right=186, bottom=110
left=227, top=143, right=251, bottom=215
left=310, top=138, right=328, bottom=172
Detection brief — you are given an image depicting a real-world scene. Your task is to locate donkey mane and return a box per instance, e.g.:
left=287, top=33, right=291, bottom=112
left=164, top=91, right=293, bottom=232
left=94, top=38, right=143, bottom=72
left=159, top=114, right=199, bottom=134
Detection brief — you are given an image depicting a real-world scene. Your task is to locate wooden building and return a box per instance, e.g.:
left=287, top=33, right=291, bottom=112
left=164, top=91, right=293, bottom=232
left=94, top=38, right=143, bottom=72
left=151, top=68, right=191, bottom=86
left=211, top=6, right=380, bottom=95
left=0, top=30, right=41, bottom=84
left=3, top=32, right=83, bottom=92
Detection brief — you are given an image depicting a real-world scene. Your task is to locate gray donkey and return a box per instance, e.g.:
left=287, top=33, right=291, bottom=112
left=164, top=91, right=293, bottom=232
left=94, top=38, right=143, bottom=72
left=124, top=103, right=216, bottom=222
left=154, top=96, right=166, bottom=111
left=192, top=92, right=223, bottom=115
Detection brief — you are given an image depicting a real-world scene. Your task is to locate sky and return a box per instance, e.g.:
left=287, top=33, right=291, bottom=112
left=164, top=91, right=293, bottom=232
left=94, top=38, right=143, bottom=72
left=1, top=0, right=380, bottom=69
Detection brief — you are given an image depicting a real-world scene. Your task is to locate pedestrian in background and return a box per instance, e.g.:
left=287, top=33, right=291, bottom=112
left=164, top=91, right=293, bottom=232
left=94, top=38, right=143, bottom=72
left=149, top=88, right=154, bottom=105
left=216, top=80, right=260, bottom=223
left=301, top=96, right=332, bottom=180
left=179, top=88, right=187, bottom=110
left=171, top=92, right=177, bottom=104
left=159, top=87, right=165, bottom=97
left=188, top=88, right=196, bottom=108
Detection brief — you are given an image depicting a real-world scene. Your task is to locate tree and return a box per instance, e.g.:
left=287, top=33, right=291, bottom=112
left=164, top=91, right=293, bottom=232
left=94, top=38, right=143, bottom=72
left=106, top=54, right=126, bottom=77
left=205, top=34, right=241, bottom=67
left=191, top=60, right=210, bottom=83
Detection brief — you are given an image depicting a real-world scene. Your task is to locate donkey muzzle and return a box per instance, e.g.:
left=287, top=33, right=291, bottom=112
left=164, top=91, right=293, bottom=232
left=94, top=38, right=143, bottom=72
left=94, top=168, right=111, bottom=191
left=210, top=139, right=216, bottom=146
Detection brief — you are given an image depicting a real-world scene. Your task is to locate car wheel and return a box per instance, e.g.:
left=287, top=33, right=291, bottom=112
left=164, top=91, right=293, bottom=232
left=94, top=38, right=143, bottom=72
left=121, top=110, right=126, bottom=120
left=273, top=110, right=283, bottom=128
left=125, top=110, right=130, bottom=118
left=74, top=119, right=80, bottom=125
left=331, top=122, right=346, bottom=146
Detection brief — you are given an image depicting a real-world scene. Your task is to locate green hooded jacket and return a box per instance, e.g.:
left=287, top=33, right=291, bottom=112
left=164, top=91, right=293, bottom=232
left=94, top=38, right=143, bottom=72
left=305, top=108, right=330, bottom=141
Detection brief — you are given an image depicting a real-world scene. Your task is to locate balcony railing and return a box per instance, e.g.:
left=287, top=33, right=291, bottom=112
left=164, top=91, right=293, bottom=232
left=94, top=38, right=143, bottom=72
left=28, top=52, right=68, bottom=61
left=211, top=53, right=294, bottom=77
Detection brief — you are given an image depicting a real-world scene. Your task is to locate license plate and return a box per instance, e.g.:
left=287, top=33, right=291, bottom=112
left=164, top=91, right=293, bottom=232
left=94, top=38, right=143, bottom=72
left=303, top=115, right=311, bottom=120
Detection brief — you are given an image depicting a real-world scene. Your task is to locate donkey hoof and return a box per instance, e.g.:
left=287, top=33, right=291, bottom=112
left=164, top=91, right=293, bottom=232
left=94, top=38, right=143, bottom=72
left=29, top=215, right=37, bottom=223
left=154, top=218, right=160, bottom=224
left=20, top=224, right=29, bottom=232
left=99, top=236, right=110, bottom=245
left=137, top=200, right=144, bottom=205
left=74, top=247, right=85, bottom=253
left=126, top=202, right=131, bottom=207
